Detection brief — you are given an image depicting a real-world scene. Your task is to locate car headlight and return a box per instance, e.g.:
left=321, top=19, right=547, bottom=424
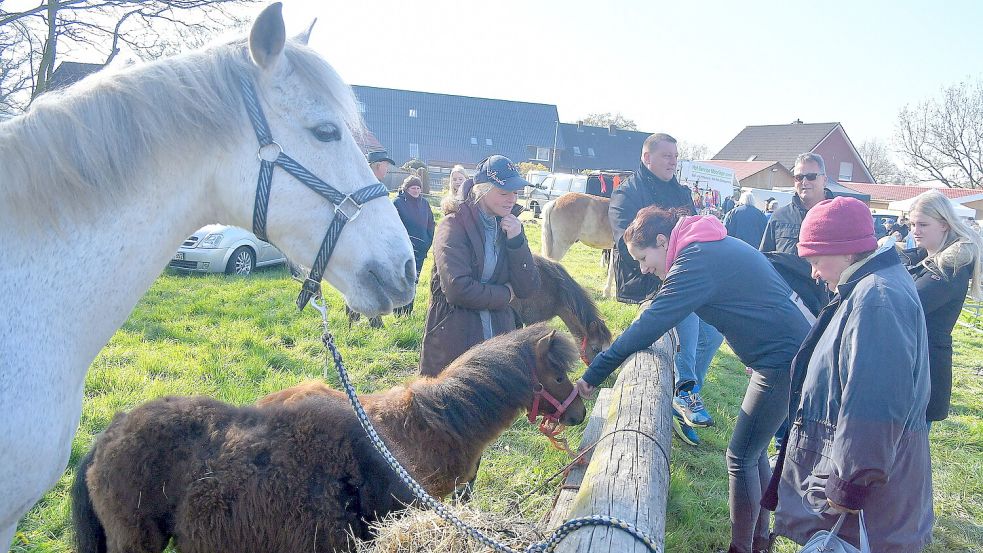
left=199, top=233, right=225, bottom=248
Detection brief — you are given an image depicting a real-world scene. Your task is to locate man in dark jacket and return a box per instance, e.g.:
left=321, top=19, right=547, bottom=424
left=608, top=133, right=722, bottom=446
left=759, top=152, right=834, bottom=317
left=724, top=191, right=767, bottom=247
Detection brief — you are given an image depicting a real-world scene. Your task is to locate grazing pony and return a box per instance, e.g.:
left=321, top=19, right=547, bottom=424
left=540, top=192, right=617, bottom=296
left=0, top=3, right=415, bottom=546
left=512, top=255, right=613, bottom=364
left=72, top=324, right=586, bottom=553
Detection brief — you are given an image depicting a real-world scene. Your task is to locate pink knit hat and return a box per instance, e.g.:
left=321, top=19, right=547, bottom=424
left=797, top=197, right=877, bottom=257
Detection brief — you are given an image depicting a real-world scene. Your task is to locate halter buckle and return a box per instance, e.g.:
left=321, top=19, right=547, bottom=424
left=335, top=194, right=363, bottom=221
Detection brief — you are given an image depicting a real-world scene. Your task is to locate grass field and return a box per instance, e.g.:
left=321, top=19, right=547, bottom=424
left=12, top=215, right=983, bottom=552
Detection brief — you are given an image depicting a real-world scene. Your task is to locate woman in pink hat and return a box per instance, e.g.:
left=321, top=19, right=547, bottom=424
left=766, top=197, right=934, bottom=552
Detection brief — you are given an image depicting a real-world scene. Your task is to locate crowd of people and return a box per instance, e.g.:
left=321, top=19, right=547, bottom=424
left=362, top=137, right=981, bottom=553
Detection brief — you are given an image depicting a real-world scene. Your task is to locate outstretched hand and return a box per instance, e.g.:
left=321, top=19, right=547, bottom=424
left=574, top=378, right=597, bottom=400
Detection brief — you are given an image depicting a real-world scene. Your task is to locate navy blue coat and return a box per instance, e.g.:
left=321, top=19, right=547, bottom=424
left=723, top=203, right=768, bottom=247
left=583, top=236, right=810, bottom=387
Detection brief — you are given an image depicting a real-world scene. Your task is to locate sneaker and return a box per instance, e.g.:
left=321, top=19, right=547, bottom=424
left=672, top=414, right=700, bottom=446
left=672, top=390, right=714, bottom=427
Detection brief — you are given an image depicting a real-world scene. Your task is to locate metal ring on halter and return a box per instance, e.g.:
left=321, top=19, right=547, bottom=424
left=335, top=194, right=363, bottom=221
left=257, top=141, right=283, bottom=163
left=309, top=294, right=328, bottom=320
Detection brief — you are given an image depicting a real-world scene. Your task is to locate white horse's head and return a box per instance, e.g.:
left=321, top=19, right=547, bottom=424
left=219, top=3, right=415, bottom=315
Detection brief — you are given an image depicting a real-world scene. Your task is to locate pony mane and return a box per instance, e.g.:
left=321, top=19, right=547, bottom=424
left=410, top=323, right=579, bottom=443
left=534, top=255, right=611, bottom=341
left=0, top=36, right=361, bottom=225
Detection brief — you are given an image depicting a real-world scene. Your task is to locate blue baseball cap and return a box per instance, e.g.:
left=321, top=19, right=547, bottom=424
left=473, top=155, right=528, bottom=192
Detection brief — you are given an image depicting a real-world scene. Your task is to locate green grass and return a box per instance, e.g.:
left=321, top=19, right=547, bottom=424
left=12, top=217, right=983, bottom=552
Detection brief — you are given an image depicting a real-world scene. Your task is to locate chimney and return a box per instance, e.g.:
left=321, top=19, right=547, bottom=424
left=792, top=118, right=803, bottom=124
left=577, top=120, right=584, bottom=132
left=608, top=124, right=616, bottom=136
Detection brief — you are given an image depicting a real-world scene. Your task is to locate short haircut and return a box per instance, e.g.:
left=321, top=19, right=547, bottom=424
left=642, top=133, right=677, bottom=153
left=794, top=152, right=826, bottom=174
left=739, top=191, right=756, bottom=206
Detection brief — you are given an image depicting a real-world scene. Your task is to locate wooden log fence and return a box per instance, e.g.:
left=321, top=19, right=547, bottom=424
left=549, top=332, right=675, bottom=553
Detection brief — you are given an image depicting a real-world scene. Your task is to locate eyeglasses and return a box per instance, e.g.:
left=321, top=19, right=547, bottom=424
left=793, top=173, right=823, bottom=183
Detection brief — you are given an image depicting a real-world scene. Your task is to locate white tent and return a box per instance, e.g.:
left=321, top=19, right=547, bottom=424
left=888, top=196, right=976, bottom=218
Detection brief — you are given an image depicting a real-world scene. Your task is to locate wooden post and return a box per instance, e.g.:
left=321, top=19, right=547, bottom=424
left=551, top=332, right=675, bottom=553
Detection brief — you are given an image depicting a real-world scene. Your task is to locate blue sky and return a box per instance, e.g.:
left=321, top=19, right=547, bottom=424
left=282, top=0, right=982, bottom=154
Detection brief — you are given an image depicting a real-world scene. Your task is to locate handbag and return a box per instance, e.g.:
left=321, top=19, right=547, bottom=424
left=797, top=511, right=870, bottom=553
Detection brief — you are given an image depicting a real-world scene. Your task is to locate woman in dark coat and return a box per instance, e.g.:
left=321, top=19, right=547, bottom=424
left=577, top=206, right=811, bottom=553
left=901, top=190, right=982, bottom=423
left=767, top=197, right=933, bottom=553
left=419, top=156, right=541, bottom=376
left=392, top=175, right=436, bottom=316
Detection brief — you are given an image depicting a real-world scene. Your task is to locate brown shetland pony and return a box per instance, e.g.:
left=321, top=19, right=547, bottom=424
left=71, top=324, right=586, bottom=553
left=512, top=255, right=613, bottom=364
left=540, top=192, right=617, bottom=297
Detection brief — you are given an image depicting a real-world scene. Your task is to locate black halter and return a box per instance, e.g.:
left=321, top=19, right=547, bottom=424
left=238, top=74, right=389, bottom=310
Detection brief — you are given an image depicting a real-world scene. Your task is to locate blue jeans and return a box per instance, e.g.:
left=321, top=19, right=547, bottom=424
left=674, top=313, right=724, bottom=394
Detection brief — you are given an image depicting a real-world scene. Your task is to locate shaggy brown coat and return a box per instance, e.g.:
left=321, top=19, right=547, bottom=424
left=72, top=324, right=585, bottom=553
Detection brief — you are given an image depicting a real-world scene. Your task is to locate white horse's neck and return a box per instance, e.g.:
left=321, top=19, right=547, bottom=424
left=1, top=153, right=233, bottom=395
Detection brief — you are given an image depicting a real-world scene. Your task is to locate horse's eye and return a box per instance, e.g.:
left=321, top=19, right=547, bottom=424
left=311, top=123, right=341, bottom=142
left=555, top=376, right=564, bottom=384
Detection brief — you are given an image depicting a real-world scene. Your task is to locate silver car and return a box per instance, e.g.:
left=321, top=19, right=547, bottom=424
left=169, top=224, right=287, bottom=275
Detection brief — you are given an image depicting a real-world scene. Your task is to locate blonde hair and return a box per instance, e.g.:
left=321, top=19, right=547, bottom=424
left=441, top=164, right=469, bottom=214
left=909, top=190, right=982, bottom=299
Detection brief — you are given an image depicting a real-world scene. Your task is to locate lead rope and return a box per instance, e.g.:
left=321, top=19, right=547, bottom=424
left=309, top=295, right=660, bottom=553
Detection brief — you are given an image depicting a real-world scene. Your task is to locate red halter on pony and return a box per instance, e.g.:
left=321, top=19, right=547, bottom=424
left=527, top=356, right=583, bottom=456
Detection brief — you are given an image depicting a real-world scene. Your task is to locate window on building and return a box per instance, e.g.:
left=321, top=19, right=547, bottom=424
left=470, top=137, right=478, bottom=145
left=573, top=146, right=582, bottom=156
left=485, top=138, right=493, bottom=146
left=838, top=161, right=853, bottom=181
left=356, top=101, right=366, bottom=114
left=587, top=147, right=596, bottom=157
left=408, top=108, right=417, bottom=117
left=534, top=147, right=550, bottom=161
left=409, top=143, right=419, bottom=159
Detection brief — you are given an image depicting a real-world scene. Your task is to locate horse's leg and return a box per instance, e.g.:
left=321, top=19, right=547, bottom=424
left=603, top=255, right=615, bottom=298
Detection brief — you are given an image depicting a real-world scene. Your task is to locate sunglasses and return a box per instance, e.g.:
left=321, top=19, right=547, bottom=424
left=793, top=173, right=823, bottom=183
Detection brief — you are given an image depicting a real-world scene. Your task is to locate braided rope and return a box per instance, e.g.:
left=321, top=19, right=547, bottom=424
left=314, top=301, right=661, bottom=553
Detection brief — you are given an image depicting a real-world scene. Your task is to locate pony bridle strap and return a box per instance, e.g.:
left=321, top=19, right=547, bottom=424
left=527, top=363, right=580, bottom=430
left=239, top=75, right=389, bottom=310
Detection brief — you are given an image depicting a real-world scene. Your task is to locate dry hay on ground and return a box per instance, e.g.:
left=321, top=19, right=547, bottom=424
left=355, top=503, right=546, bottom=553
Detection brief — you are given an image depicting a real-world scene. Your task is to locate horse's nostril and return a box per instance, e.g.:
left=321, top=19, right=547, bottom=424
left=404, top=258, right=416, bottom=283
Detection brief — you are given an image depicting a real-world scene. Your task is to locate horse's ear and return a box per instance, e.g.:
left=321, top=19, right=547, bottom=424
left=534, top=329, right=557, bottom=364
left=294, top=18, right=317, bottom=45
left=249, top=2, right=287, bottom=70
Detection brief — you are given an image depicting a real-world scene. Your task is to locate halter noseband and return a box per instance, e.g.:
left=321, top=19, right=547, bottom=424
left=526, top=361, right=581, bottom=428
left=239, top=74, right=389, bottom=310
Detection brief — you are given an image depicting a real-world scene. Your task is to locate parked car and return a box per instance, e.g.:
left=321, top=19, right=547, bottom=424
left=169, top=224, right=287, bottom=275
left=524, top=173, right=588, bottom=216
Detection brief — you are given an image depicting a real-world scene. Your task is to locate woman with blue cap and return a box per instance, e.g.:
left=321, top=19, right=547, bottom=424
left=419, top=155, right=541, bottom=376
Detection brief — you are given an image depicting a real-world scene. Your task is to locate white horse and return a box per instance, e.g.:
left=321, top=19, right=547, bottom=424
left=0, top=3, right=415, bottom=547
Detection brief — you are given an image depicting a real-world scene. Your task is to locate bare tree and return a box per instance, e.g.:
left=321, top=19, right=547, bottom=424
left=581, top=112, right=639, bottom=131
left=677, top=140, right=710, bottom=161
left=895, top=78, right=983, bottom=188
left=856, top=138, right=907, bottom=184
left=0, top=0, right=258, bottom=113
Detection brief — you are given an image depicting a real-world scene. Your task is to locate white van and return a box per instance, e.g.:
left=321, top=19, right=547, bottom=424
left=524, top=173, right=588, bottom=216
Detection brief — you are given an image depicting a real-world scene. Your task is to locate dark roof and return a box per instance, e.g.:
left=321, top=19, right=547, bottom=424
left=353, top=85, right=560, bottom=167
left=48, top=61, right=103, bottom=90
left=713, top=122, right=839, bottom=169
left=557, top=123, right=651, bottom=172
